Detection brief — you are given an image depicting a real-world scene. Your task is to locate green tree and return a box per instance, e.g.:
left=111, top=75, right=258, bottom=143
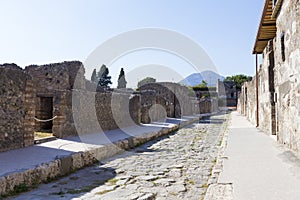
left=199, top=80, right=208, bottom=87
left=225, top=74, right=252, bottom=89
left=117, top=68, right=127, bottom=89
left=97, top=64, right=112, bottom=88
left=91, top=69, right=97, bottom=82
left=193, top=80, right=208, bottom=89
left=97, top=64, right=106, bottom=79
left=137, top=77, right=156, bottom=88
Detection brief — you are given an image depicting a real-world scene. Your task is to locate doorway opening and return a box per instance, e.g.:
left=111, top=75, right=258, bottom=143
left=34, top=96, right=54, bottom=141
left=268, top=41, right=277, bottom=135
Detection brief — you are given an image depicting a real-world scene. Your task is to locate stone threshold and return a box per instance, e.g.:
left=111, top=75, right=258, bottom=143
left=34, top=136, right=57, bottom=145
left=0, top=115, right=201, bottom=197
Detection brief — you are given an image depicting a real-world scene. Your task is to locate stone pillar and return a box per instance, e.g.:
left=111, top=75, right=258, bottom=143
left=23, top=79, right=35, bottom=147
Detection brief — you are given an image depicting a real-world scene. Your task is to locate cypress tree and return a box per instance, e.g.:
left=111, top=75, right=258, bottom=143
left=117, top=68, right=127, bottom=89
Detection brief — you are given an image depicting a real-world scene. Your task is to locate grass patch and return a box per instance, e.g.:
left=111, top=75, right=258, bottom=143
left=67, top=184, right=98, bottom=194
left=187, top=179, right=195, bottom=185
left=13, top=184, right=29, bottom=194
left=34, top=132, right=53, bottom=139
left=93, top=180, right=106, bottom=185
left=50, top=190, right=65, bottom=195
left=218, top=139, right=222, bottom=146
left=169, top=192, right=177, bottom=196
left=96, top=189, right=113, bottom=195
left=1, top=183, right=37, bottom=198
left=107, top=178, right=117, bottom=185
left=66, top=189, right=82, bottom=194
left=213, top=158, right=217, bottom=164
left=202, top=183, right=208, bottom=188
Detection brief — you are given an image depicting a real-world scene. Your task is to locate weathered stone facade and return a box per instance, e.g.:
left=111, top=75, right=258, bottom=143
left=238, top=0, right=300, bottom=152
left=238, top=78, right=257, bottom=125
left=72, top=90, right=141, bottom=135
left=24, top=61, right=86, bottom=138
left=217, top=79, right=238, bottom=107
left=0, top=61, right=142, bottom=151
left=139, top=82, right=195, bottom=123
left=0, top=65, right=35, bottom=152
left=139, top=82, right=219, bottom=123
left=0, top=61, right=219, bottom=152
left=198, top=98, right=219, bottom=114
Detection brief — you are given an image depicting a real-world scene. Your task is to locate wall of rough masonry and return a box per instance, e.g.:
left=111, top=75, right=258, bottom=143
left=238, top=0, right=300, bottom=152
left=254, top=49, right=274, bottom=135
left=71, top=90, right=141, bottom=135
left=24, top=61, right=86, bottom=138
left=0, top=61, right=141, bottom=139
left=0, top=60, right=219, bottom=152
left=217, top=80, right=238, bottom=107
left=238, top=78, right=256, bottom=125
left=139, top=82, right=194, bottom=123
left=0, top=65, right=35, bottom=152
left=199, top=98, right=219, bottom=114
left=139, top=82, right=221, bottom=123
left=273, top=0, right=300, bottom=151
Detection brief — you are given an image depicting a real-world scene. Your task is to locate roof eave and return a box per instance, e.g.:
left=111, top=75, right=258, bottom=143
left=252, top=0, right=277, bottom=54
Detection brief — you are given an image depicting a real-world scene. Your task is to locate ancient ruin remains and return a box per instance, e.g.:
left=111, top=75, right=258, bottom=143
left=0, top=61, right=219, bottom=152
left=238, top=0, right=300, bottom=152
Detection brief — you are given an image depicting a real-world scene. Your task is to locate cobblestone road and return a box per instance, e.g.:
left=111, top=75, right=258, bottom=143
left=10, top=112, right=229, bottom=200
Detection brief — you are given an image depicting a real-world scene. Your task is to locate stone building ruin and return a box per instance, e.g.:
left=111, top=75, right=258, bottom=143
left=24, top=61, right=86, bottom=138
left=0, top=61, right=219, bottom=153
left=217, top=79, right=238, bottom=107
left=139, top=82, right=219, bottom=123
left=139, top=82, right=193, bottom=123
left=238, top=0, right=300, bottom=152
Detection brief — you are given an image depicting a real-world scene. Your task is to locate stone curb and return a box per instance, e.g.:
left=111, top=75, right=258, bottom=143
left=204, top=112, right=234, bottom=200
left=0, top=117, right=200, bottom=197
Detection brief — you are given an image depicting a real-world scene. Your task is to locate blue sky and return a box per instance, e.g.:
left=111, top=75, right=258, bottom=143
left=0, top=0, right=264, bottom=86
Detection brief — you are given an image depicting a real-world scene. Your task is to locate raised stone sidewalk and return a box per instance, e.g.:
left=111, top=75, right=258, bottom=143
left=0, top=115, right=207, bottom=197
left=205, top=111, right=300, bottom=200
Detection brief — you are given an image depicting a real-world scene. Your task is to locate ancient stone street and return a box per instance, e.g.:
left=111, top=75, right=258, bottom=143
left=9, top=113, right=229, bottom=200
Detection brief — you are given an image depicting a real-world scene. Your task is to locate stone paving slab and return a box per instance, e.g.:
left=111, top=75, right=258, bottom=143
left=204, top=184, right=233, bottom=200
left=6, top=112, right=229, bottom=200
left=0, top=116, right=199, bottom=197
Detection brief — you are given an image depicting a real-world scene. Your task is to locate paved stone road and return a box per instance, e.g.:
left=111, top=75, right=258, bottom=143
left=9, top=113, right=229, bottom=200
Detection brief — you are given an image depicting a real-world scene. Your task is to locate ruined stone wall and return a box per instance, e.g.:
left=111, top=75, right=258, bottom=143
left=24, top=61, right=86, bottom=137
left=238, top=0, right=300, bottom=152
left=257, top=49, right=273, bottom=135
left=20, top=61, right=141, bottom=138
left=198, top=98, right=218, bottom=114
left=140, top=91, right=166, bottom=124
left=238, top=79, right=256, bottom=125
left=217, top=80, right=238, bottom=106
left=237, top=59, right=272, bottom=130
left=273, top=0, right=300, bottom=151
left=0, top=60, right=178, bottom=152
left=139, top=82, right=194, bottom=123
left=237, top=92, right=243, bottom=114
left=24, top=61, right=85, bottom=93
left=71, top=90, right=141, bottom=136
left=0, top=65, right=35, bottom=152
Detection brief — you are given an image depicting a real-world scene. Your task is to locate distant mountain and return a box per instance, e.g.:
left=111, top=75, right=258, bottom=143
left=180, top=70, right=225, bottom=87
